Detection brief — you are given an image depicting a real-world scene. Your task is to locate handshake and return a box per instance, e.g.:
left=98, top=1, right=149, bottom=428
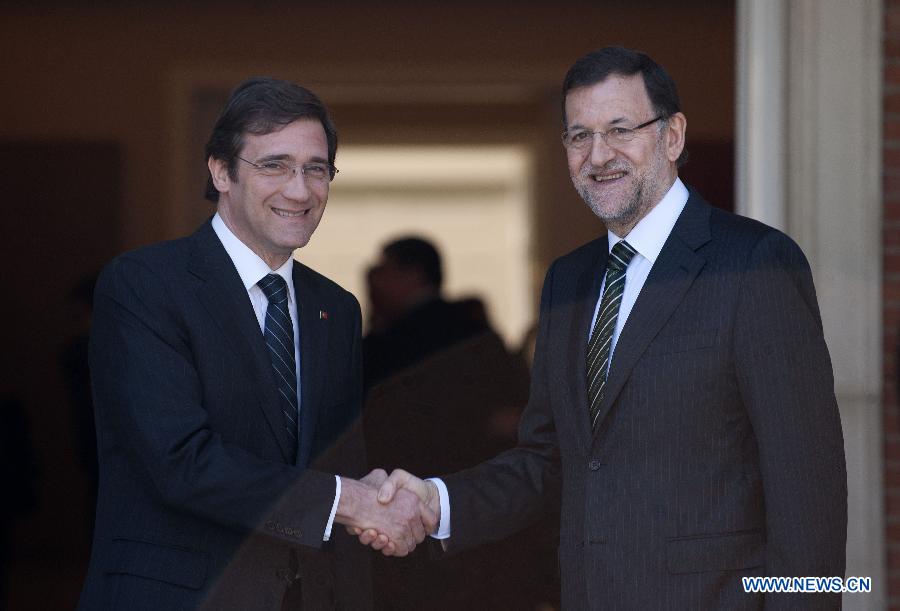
left=335, top=469, right=439, bottom=556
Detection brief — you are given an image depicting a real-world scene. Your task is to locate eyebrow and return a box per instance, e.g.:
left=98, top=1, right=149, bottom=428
left=252, top=153, right=330, bottom=164
left=253, top=153, right=291, bottom=163
left=567, top=116, right=634, bottom=131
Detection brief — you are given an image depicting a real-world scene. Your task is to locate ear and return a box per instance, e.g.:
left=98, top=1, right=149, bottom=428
left=664, top=112, right=687, bottom=163
left=207, top=156, right=232, bottom=194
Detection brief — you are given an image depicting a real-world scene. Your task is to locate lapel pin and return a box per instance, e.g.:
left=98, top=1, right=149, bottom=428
left=319, top=310, right=328, bottom=320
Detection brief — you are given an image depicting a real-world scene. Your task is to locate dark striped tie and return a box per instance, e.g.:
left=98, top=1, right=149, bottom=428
left=587, top=240, right=637, bottom=432
left=258, top=273, right=299, bottom=462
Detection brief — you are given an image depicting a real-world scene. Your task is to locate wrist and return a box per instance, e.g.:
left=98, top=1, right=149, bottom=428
left=425, top=480, right=441, bottom=527
left=336, top=477, right=368, bottom=527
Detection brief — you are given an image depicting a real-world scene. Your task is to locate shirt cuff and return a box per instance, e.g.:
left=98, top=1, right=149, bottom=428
left=427, top=477, right=451, bottom=539
left=323, top=475, right=341, bottom=541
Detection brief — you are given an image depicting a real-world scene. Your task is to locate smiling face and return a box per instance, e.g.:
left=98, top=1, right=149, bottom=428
left=208, top=118, right=330, bottom=269
left=565, top=73, right=685, bottom=237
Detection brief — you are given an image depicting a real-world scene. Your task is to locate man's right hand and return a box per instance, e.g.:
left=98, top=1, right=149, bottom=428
left=335, top=473, right=436, bottom=557
left=350, top=470, right=441, bottom=550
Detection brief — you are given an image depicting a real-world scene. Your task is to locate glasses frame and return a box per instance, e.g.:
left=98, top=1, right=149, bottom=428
left=236, top=155, right=339, bottom=182
left=562, top=115, right=667, bottom=151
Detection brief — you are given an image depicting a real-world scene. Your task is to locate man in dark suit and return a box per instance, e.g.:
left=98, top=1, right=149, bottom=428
left=371, top=47, right=847, bottom=609
left=77, top=78, right=434, bottom=611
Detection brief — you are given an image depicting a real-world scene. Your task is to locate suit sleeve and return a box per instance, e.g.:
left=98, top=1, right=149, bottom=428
left=90, top=255, right=337, bottom=549
left=442, top=262, right=562, bottom=552
left=732, top=231, right=847, bottom=606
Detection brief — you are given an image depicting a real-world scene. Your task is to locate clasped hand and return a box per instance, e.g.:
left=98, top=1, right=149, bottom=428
left=336, top=469, right=438, bottom=556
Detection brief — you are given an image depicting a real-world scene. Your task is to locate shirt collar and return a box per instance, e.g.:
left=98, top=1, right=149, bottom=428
left=211, top=213, right=295, bottom=300
left=608, top=177, right=689, bottom=264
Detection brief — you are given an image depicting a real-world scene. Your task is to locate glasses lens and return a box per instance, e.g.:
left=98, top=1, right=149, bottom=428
left=563, top=130, right=593, bottom=149
left=256, top=161, right=290, bottom=178
left=605, top=127, right=634, bottom=147
left=302, top=163, right=330, bottom=181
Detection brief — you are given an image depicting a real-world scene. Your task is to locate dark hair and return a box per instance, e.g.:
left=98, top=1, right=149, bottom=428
left=383, top=237, right=443, bottom=288
left=204, top=77, right=338, bottom=202
left=563, top=46, right=687, bottom=166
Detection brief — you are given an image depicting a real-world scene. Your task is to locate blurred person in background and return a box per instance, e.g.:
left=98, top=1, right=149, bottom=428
left=0, top=395, right=38, bottom=611
left=60, top=272, right=99, bottom=541
left=363, top=236, right=558, bottom=610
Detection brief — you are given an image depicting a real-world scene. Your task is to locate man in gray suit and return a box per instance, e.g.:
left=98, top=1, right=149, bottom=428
left=368, top=46, right=847, bottom=609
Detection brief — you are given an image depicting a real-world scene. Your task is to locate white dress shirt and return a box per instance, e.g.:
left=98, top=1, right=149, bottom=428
left=589, top=177, right=689, bottom=358
left=212, top=213, right=341, bottom=541
left=430, top=177, right=690, bottom=540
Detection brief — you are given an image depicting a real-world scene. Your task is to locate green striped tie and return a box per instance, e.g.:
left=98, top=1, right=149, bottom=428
left=587, top=240, right=637, bottom=431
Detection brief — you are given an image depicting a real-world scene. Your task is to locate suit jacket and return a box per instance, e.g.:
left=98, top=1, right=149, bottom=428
left=77, top=220, right=372, bottom=611
left=362, top=297, right=489, bottom=392
left=444, top=189, right=847, bottom=610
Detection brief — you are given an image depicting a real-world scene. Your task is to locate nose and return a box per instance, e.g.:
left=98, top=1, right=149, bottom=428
left=281, top=169, right=313, bottom=200
left=589, top=133, right=617, bottom=167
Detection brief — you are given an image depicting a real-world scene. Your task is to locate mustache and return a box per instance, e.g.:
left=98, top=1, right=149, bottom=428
left=579, top=161, right=630, bottom=178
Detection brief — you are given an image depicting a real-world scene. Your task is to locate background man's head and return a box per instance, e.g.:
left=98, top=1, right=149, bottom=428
left=367, top=237, right=443, bottom=329
left=561, top=46, right=687, bottom=236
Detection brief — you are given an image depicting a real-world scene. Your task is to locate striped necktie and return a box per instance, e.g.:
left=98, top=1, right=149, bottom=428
left=258, top=273, right=299, bottom=462
left=586, top=240, right=637, bottom=432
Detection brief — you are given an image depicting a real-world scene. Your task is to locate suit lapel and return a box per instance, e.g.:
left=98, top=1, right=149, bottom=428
left=590, top=193, right=711, bottom=436
left=565, top=238, right=608, bottom=452
left=188, top=221, right=296, bottom=463
left=294, top=263, right=328, bottom=468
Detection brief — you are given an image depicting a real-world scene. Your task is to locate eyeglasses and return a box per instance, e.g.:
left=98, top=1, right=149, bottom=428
left=561, top=115, right=666, bottom=151
left=236, top=156, right=339, bottom=183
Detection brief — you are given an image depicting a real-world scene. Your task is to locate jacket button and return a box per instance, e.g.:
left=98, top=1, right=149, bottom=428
left=588, top=459, right=601, bottom=471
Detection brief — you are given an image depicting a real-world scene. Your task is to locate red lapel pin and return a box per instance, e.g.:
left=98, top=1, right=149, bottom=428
left=319, top=310, right=328, bottom=320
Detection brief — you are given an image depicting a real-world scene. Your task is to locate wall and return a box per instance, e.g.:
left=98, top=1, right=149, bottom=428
left=886, top=2, right=900, bottom=607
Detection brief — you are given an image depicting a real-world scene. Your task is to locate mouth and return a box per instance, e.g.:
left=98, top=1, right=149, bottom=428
left=272, top=207, right=310, bottom=218
left=591, top=171, right=627, bottom=183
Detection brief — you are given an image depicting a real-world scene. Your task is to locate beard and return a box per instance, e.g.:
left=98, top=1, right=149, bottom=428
left=577, top=168, right=647, bottom=227
left=572, top=140, right=669, bottom=234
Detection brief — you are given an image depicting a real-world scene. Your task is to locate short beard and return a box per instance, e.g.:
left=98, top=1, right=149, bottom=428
left=578, top=178, right=646, bottom=229
left=576, top=130, right=667, bottom=234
